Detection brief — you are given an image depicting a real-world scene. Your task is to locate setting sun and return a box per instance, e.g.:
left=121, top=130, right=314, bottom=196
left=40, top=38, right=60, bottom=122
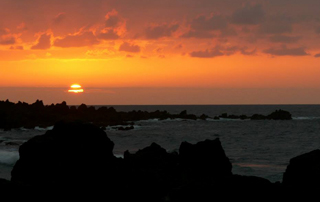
left=68, top=84, right=84, bottom=93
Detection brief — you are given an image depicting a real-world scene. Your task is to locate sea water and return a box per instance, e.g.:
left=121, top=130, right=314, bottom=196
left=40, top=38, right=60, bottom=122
left=1, top=105, right=320, bottom=182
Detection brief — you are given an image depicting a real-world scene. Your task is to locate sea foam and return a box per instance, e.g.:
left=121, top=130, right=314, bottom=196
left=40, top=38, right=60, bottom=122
left=0, top=150, right=19, bottom=165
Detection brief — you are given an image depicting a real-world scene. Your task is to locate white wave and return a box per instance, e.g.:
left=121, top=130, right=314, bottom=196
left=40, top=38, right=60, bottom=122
left=0, top=150, right=19, bottom=165
left=136, top=118, right=159, bottom=123
left=114, top=154, right=124, bottom=158
left=34, top=126, right=54, bottom=131
left=292, top=117, right=320, bottom=120
left=207, top=118, right=247, bottom=122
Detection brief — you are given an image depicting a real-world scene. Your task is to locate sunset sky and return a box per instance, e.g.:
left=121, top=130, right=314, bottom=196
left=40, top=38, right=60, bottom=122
left=1, top=0, right=320, bottom=105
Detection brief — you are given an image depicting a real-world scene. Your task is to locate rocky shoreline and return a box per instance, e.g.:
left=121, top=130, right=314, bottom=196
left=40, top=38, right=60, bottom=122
left=0, top=121, right=318, bottom=200
left=0, top=100, right=292, bottom=131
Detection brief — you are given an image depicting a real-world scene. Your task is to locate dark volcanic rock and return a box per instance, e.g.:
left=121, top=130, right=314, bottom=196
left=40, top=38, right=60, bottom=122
left=283, top=149, right=320, bottom=189
left=11, top=121, right=116, bottom=188
left=124, top=143, right=179, bottom=201
left=179, top=139, right=232, bottom=180
left=267, top=109, right=292, bottom=120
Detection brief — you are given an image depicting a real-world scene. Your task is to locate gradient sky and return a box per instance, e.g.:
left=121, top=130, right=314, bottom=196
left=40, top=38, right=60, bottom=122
left=1, top=0, right=320, bottom=105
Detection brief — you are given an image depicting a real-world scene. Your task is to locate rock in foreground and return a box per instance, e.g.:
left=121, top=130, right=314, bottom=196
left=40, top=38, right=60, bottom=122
left=11, top=121, right=116, bottom=190
left=11, top=122, right=318, bottom=200
left=283, top=149, right=320, bottom=189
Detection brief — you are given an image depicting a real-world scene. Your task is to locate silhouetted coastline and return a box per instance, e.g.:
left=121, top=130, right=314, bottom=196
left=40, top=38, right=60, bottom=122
left=0, top=121, right=318, bottom=200
left=0, top=99, right=292, bottom=131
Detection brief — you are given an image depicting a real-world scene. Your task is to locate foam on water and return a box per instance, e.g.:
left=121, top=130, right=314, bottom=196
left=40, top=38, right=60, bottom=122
left=34, top=126, right=54, bottom=131
left=292, top=117, right=320, bottom=120
left=0, top=150, right=19, bottom=166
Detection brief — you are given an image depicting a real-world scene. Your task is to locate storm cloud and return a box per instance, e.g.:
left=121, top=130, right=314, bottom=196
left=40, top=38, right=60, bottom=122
left=263, top=45, right=308, bottom=56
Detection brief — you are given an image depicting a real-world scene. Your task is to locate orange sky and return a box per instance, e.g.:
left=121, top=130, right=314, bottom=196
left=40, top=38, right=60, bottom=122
left=1, top=0, right=320, bottom=104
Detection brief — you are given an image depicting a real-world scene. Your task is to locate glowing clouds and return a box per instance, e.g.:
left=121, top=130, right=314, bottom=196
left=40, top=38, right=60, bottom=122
left=68, top=84, right=84, bottom=93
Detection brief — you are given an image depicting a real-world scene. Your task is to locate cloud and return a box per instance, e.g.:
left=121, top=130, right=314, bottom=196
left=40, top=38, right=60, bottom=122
left=220, top=27, right=237, bottom=37
left=189, top=48, right=224, bottom=58
left=259, top=20, right=293, bottom=35
left=263, top=45, right=309, bottom=56
left=10, top=45, right=24, bottom=50
left=96, top=30, right=120, bottom=40
left=240, top=47, right=257, bottom=55
left=181, top=30, right=216, bottom=38
left=231, top=4, right=265, bottom=25
left=191, top=15, right=228, bottom=31
left=119, top=42, right=140, bottom=53
left=105, top=9, right=122, bottom=28
left=145, top=23, right=179, bottom=39
left=17, top=23, right=28, bottom=31
left=31, top=33, right=51, bottom=50
left=314, top=53, right=320, bottom=57
left=182, top=14, right=229, bottom=39
left=54, top=31, right=99, bottom=48
left=53, top=13, right=66, bottom=24
left=0, top=36, right=16, bottom=45
left=315, top=27, right=320, bottom=34
left=174, top=44, right=183, bottom=49
left=269, top=35, right=301, bottom=43
left=0, top=28, right=8, bottom=35
left=190, top=45, right=257, bottom=58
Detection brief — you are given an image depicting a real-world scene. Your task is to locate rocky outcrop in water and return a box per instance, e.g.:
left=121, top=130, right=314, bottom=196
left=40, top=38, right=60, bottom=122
left=0, top=100, right=293, bottom=131
left=218, top=109, right=292, bottom=120
left=0, top=100, right=207, bottom=130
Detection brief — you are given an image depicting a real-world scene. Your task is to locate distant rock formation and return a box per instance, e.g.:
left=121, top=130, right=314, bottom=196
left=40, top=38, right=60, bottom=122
left=218, top=109, right=292, bottom=120
left=0, top=100, right=209, bottom=130
left=0, top=99, right=293, bottom=131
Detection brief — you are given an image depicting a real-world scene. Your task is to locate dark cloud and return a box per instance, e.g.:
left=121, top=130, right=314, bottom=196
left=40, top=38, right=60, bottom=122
left=97, top=30, right=120, bottom=40
left=315, top=26, right=320, bottom=34
left=240, top=47, right=257, bottom=55
left=263, top=45, right=309, bottom=56
left=53, top=13, right=66, bottom=24
left=54, top=31, right=99, bottom=48
left=221, top=45, right=240, bottom=55
left=119, top=42, right=140, bottom=53
left=181, top=30, right=215, bottom=38
left=314, top=53, right=320, bottom=57
left=174, top=44, right=183, bottom=49
left=259, top=21, right=293, bottom=35
left=190, top=45, right=257, bottom=58
left=155, top=47, right=162, bottom=53
left=105, top=9, right=124, bottom=28
left=106, top=15, right=121, bottom=28
left=269, top=35, right=301, bottom=43
left=126, top=54, right=134, bottom=58
left=31, top=33, right=51, bottom=50
left=0, top=28, right=7, bottom=35
left=145, top=24, right=179, bottom=39
left=191, top=15, right=228, bottom=31
left=17, top=22, right=28, bottom=31
left=189, top=48, right=224, bottom=58
left=182, top=15, right=230, bottom=39
left=0, top=36, right=16, bottom=45
left=220, top=27, right=237, bottom=37
left=231, top=4, right=265, bottom=25
left=10, top=45, right=24, bottom=50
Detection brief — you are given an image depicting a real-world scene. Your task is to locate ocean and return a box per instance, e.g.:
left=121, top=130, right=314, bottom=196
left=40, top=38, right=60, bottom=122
left=1, top=105, right=320, bottom=183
